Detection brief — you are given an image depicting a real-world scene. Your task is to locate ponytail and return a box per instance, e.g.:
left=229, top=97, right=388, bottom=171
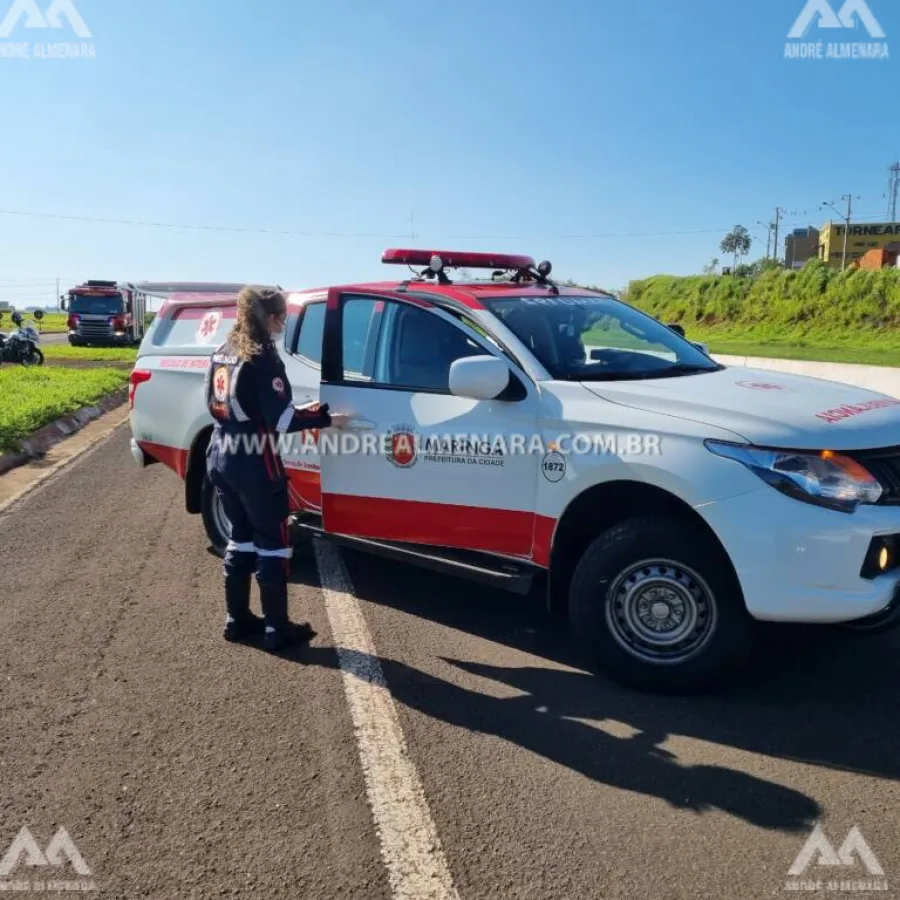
left=230, top=286, right=286, bottom=360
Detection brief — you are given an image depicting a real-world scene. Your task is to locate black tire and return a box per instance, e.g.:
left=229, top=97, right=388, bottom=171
left=200, top=472, right=230, bottom=557
left=836, top=597, right=900, bottom=636
left=568, top=514, right=756, bottom=694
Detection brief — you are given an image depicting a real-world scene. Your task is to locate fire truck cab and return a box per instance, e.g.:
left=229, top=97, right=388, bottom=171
left=61, top=280, right=148, bottom=347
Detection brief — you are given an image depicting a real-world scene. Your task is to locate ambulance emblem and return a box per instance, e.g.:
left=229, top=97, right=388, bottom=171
left=196, top=310, right=222, bottom=345
left=213, top=366, right=229, bottom=402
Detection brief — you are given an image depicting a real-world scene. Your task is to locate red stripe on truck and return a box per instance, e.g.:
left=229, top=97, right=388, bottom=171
left=322, top=493, right=543, bottom=561
left=135, top=439, right=556, bottom=565
left=285, top=466, right=322, bottom=510
left=138, top=441, right=189, bottom=478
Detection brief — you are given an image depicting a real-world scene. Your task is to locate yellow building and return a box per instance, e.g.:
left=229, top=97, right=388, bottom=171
left=819, top=221, right=900, bottom=267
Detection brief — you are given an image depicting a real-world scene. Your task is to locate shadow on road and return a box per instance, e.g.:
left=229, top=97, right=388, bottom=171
left=298, top=640, right=822, bottom=833
left=313, top=548, right=900, bottom=787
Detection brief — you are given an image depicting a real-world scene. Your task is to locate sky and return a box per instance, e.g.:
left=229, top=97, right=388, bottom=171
left=0, top=0, right=898, bottom=310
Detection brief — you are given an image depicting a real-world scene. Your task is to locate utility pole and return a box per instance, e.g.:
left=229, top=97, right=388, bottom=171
left=889, top=162, right=900, bottom=222
left=841, top=194, right=852, bottom=270
left=772, top=207, right=785, bottom=264
left=821, top=195, right=857, bottom=271
left=56, top=277, right=60, bottom=311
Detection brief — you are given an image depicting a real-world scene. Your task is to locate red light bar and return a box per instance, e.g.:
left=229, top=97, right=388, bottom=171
left=382, top=249, right=535, bottom=270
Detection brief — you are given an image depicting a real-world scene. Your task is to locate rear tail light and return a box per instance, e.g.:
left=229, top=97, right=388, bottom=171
left=129, top=369, right=152, bottom=410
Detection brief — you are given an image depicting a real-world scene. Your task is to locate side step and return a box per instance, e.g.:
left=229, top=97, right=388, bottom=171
left=291, top=516, right=539, bottom=595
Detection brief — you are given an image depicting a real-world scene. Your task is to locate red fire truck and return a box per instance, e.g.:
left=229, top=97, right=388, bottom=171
left=61, top=280, right=149, bottom=346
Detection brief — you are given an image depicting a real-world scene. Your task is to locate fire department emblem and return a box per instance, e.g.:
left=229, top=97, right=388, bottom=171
left=213, top=365, right=229, bottom=402
left=196, top=310, right=222, bottom=345
left=272, top=377, right=285, bottom=395
left=385, top=425, right=419, bottom=468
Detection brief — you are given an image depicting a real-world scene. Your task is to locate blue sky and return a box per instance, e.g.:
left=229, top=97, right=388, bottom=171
left=1, top=0, right=898, bottom=309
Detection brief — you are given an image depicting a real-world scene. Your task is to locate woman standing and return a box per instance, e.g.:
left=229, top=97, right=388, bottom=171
left=204, top=286, right=344, bottom=651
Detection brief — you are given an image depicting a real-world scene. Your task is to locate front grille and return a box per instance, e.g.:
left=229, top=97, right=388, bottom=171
left=77, top=320, right=114, bottom=339
left=848, top=447, right=900, bottom=505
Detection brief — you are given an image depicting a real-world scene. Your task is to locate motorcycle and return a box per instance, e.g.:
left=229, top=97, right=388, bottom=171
left=0, top=312, right=44, bottom=366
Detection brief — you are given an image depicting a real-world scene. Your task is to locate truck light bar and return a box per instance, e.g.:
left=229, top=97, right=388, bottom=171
left=382, top=249, right=536, bottom=270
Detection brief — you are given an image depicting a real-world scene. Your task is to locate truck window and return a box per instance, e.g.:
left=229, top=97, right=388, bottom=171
left=294, top=302, right=325, bottom=364
left=374, top=303, right=483, bottom=392
left=342, top=297, right=379, bottom=378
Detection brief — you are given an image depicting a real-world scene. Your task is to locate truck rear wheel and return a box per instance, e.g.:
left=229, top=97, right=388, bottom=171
left=200, top=473, right=231, bottom=557
left=568, top=515, right=755, bottom=693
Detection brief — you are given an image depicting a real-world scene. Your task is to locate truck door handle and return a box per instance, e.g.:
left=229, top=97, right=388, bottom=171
left=346, top=416, right=377, bottom=430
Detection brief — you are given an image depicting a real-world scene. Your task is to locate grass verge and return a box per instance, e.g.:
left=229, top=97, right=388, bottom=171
left=42, top=344, right=139, bottom=363
left=686, top=328, right=900, bottom=367
left=0, top=312, right=68, bottom=334
left=0, top=366, right=128, bottom=453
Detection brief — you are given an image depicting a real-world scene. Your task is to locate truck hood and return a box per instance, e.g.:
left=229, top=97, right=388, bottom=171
left=581, top=365, right=900, bottom=450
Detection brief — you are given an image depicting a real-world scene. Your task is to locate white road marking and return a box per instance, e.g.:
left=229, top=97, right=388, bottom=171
left=313, top=539, right=461, bottom=900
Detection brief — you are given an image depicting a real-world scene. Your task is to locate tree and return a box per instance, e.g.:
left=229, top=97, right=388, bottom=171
left=720, top=226, right=752, bottom=269
left=703, top=258, right=720, bottom=275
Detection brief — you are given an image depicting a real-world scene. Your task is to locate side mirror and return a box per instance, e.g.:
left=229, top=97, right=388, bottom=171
left=449, top=355, right=513, bottom=401
left=60, top=298, right=67, bottom=310
left=667, top=322, right=685, bottom=338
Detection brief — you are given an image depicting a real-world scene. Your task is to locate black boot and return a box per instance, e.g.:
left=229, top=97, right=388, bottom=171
left=223, top=570, right=265, bottom=642
left=259, top=581, right=316, bottom=651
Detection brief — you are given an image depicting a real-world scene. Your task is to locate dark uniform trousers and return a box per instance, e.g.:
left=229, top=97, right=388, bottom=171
left=203, top=339, right=330, bottom=632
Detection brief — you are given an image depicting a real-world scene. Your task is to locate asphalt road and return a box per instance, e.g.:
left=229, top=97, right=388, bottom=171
left=36, top=331, right=68, bottom=345
left=1, top=425, right=899, bottom=899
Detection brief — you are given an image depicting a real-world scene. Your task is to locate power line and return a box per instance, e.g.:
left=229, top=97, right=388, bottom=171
left=0, top=206, right=812, bottom=242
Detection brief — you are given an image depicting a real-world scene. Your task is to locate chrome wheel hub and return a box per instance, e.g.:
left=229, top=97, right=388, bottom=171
left=605, top=560, right=718, bottom=664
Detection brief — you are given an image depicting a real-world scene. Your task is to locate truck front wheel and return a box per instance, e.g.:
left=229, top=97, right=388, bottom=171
left=568, top=515, right=755, bottom=693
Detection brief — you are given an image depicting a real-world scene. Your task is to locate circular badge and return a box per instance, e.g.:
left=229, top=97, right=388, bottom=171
left=212, top=366, right=229, bottom=402
left=272, top=377, right=285, bottom=394
left=541, top=450, right=567, bottom=483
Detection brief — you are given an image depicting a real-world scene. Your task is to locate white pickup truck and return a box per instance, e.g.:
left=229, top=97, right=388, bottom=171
left=128, top=250, right=900, bottom=692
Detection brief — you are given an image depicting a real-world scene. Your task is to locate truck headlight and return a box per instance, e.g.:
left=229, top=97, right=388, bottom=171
left=705, top=440, right=882, bottom=512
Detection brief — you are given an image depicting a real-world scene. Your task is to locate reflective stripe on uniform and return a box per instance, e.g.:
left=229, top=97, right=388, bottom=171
left=229, top=362, right=250, bottom=422
left=257, top=547, right=293, bottom=558
left=275, top=403, right=294, bottom=433
left=226, top=540, right=257, bottom=553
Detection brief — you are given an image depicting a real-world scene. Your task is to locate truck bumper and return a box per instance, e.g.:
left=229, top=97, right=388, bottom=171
left=698, top=487, right=900, bottom=625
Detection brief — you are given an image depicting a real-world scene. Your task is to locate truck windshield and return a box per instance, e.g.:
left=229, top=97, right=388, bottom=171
left=484, top=294, right=722, bottom=381
left=68, top=294, right=124, bottom=315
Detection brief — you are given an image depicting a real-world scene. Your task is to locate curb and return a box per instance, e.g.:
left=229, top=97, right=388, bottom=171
left=0, top=387, right=128, bottom=477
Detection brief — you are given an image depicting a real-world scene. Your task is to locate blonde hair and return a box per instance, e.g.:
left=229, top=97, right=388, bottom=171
left=230, top=285, right=286, bottom=360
